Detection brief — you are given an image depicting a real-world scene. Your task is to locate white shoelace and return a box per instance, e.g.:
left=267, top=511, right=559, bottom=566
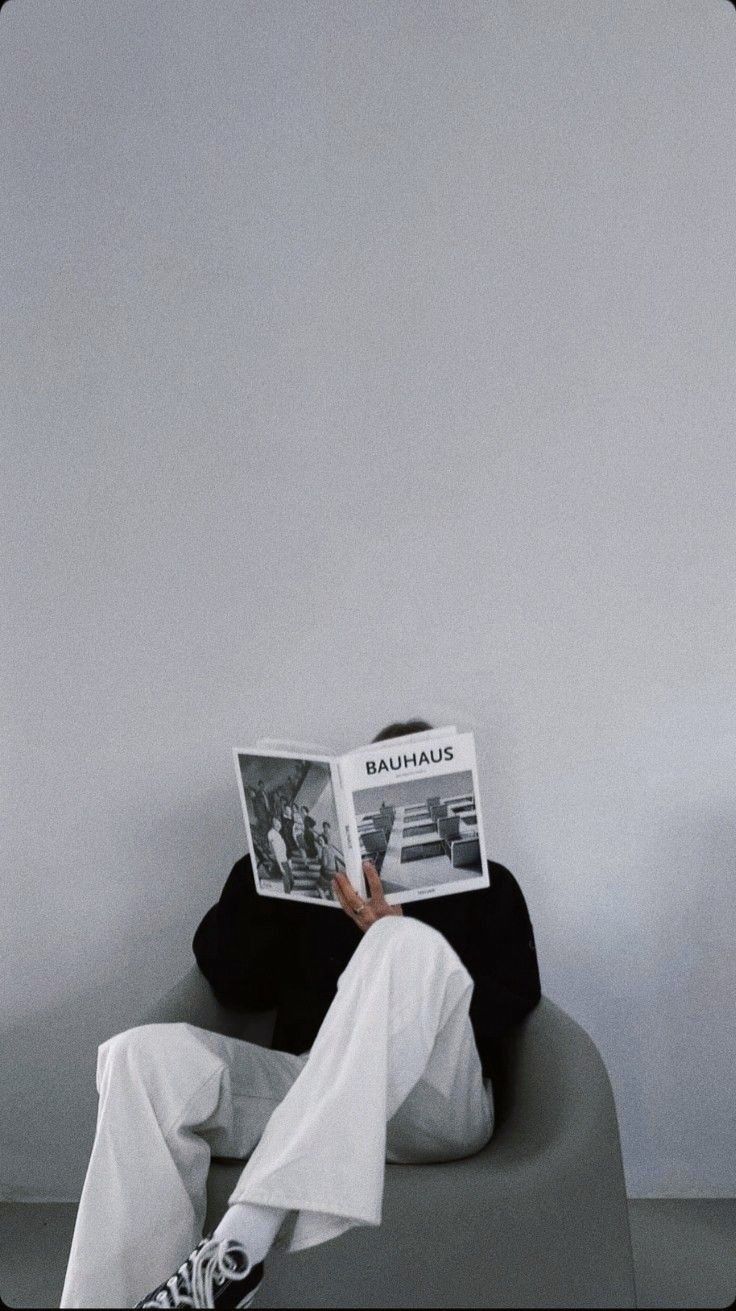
left=140, top=1238, right=251, bottom=1309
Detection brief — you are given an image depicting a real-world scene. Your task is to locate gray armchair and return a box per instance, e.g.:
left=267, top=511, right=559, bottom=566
left=143, top=969, right=636, bottom=1308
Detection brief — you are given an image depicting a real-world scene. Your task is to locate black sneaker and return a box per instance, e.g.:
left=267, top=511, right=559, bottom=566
left=135, top=1236, right=264, bottom=1308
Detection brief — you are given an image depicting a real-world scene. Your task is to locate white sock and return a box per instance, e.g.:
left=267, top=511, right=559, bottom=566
left=213, top=1201, right=287, bottom=1266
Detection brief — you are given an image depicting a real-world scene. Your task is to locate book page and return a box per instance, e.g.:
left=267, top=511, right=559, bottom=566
left=255, top=737, right=332, bottom=755
left=339, top=731, right=489, bottom=906
left=233, top=747, right=355, bottom=908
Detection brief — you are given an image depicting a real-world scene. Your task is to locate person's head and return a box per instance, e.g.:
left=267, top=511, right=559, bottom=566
left=257, top=779, right=264, bottom=789
left=322, top=821, right=330, bottom=834
left=372, top=719, right=433, bottom=743
left=272, top=816, right=281, bottom=831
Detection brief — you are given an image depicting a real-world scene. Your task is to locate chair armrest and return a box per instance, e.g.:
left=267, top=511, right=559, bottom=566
left=141, top=964, right=277, bottom=1047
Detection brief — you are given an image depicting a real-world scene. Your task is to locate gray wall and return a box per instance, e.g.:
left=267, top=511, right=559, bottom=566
left=2, top=0, right=735, bottom=1200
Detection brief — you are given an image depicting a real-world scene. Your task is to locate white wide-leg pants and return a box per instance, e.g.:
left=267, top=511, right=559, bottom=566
left=61, top=916, right=494, bottom=1308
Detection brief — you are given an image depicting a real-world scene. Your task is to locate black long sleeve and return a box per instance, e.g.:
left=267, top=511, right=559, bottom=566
left=192, top=856, right=291, bottom=1011
left=406, top=861, right=542, bottom=1068
left=465, top=871, right=542, bottom=1049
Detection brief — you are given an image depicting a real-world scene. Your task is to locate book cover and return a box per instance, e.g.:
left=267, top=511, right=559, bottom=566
left=233, top=727, right=487, bottom=908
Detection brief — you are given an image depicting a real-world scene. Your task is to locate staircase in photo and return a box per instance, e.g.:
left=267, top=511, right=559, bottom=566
left=259, top=852, right=332, bottom=899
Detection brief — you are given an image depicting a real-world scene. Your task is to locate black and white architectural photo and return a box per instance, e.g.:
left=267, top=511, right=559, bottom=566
left=352, top=770, right=483, bottom=894
left=235, top=752, right=344, bottom=903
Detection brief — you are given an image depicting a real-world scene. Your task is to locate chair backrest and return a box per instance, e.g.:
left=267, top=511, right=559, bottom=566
left=485, top=997, right=623, bottom=1153
left=362, top=829, right=388, bottom=854
left=449, top=836, right=480, bottom=867
left=437, top=815, right=461, bottom=839
left=142, top=966, right=277, bottom=1046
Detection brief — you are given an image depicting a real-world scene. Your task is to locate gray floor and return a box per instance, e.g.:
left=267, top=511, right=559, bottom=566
left=0, top=1199, right=734, bottom=1308
left=628, top=1200, right=736, bottom=1309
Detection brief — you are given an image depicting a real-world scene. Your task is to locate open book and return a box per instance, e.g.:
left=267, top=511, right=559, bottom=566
left=233, top=725, right=489, bottom=908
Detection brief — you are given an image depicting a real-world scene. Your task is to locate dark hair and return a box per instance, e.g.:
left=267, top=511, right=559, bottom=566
left=372, top=719, right=433, bottom=743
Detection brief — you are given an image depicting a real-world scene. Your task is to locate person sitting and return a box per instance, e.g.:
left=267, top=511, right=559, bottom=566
left=265, top=816, right=293, bottom=894
left=252, top=780, right=270, bottom=831
left=291, top=805, right=306, bottom=857
left=60, top=719, right=542, bottom=1309
left=315, top=820, right=345, bottom=897
left=280, top=798, right=295, bottom=855
left=302, top=805, right=319, bottom=859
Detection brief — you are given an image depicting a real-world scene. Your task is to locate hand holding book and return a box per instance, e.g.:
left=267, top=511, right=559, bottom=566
left=233, top=726, right=488, bottom=908
left=332, top=861, right=404, bottom=932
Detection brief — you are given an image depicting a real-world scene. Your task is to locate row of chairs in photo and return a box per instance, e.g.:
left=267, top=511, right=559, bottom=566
left=358, top=795, right=480, bottom=869
left=404, top=794, right=480, bottom=867
left=357, top=806, right=396, bottom=873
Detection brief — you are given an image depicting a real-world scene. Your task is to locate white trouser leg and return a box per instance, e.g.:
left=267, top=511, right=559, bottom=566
left=60, top=1023, right=305, bottom=1309
left=62, top=917, right=492, bottom=1305
left=229, top=915, right=493, bottom=1252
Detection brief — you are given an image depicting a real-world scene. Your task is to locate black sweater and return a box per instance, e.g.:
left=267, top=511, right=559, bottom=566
left=193, top=856, right=542, bottom=1079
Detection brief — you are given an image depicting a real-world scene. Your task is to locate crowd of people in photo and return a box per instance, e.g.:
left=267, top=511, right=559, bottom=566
left=245, top=767, right=346, bottom=899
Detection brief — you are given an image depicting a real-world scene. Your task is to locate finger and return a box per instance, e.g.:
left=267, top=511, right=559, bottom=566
left=336, top=870, right=361, bottom=901
left=333, top=871, right=355, bottom=902
left=363, top=863, right=385, bottom=902
left=332, top=877, right=352, bottom=915
left=338, top=873, right=363, bottom=906
left=333, top=876, right=364, bottom=919
left=362, top=860, right=382, bottom=899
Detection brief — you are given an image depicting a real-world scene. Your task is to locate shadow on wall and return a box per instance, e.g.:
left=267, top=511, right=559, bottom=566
left=1, top=971, right=146, bottom=1202
left=630, top=798, right=736, bottom=1195
left=1, top=778, right=246, bottom=1202
left=539, top=795, right=736, bottom=1197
